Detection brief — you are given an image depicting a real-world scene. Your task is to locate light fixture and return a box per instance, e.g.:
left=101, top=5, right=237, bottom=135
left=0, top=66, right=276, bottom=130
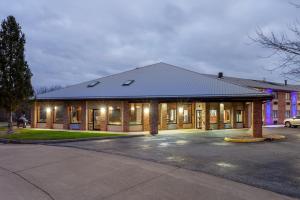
left=131, top=106, right=135, bottom=111
left=46, top=107, right=51, bottom=113
left=108, top=106, right=113, bottom=111
left=54, top=106, right=57, bottom=110
left=144, top=107, right=149, bottom=114
left=178, top=107, right=183, bottom=113
left=100, top=107, right=106, bottom=113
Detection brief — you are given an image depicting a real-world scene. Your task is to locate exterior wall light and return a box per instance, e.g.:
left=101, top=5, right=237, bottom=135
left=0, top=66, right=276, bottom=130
left=144, top=107, right=149, bottom=114
left=100, top=107, right=106, bottom=113
left=46, top=107, right=51, bottom=113
left=108, top=106, right=113, bottom=111
left=178, top=107, right=183, bottom=113
left=54, top=106, right=57, bottom=110
left=131, top=106, right=135, bottom=111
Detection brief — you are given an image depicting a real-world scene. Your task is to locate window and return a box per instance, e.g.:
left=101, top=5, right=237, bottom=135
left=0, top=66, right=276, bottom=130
left=286, top=102, right=290, bottom=105
left=236, top=110, right=243, bottom=123
left=298, top=111, right=300, bottom=116
left=129, top=103, right=143, bottom=125
left=108, top=105, right=122, bottom=125
left=210, top=110, right=217, bottom=123
left=272, top=92, right=278, bottom=99
left=273, top=110, right=278, bottom=118
left=285, top=110, right=290, bottom=118
left=167, top=104, right=177, bottom=124
left=285, top=93, right=290, bottom=100
left=37, top=105, right=47, bottom=123
left=273, top=101, right=278, bottom=105
left=70, top=106, right=81, bottom=123
left=53, top=106, right=64, bottom=124
left=224, top=109, right=231, bottom=123
left=122, top=80, right=134, bottom=86
left=183, top=104, right=192, bottom=124
left=298, top=93, right=300, bottom=100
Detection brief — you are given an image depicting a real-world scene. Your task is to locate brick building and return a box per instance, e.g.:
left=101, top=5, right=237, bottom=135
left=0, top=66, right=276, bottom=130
left=205, top=74, right=300, bottom=125
left=33, top=63, right=272, bottom=137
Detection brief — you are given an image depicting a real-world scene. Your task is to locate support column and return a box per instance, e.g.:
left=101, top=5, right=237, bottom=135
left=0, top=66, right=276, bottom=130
left=178, top=103, right=184, bottom=129
left=63, top=103, right=69, bottom=129
left=81, top=101, right=88, bottom=131
left=278, top=92, right=286, bottom=124
left=203, top=103, right=210, bottom=130
left=100, top=103, right=107, bottom=131
left=143, top=103, right=150, bottom=131
left=122, top=101, right=129, bottom=132
left=149, top=100, right=159, bottom=135
left=243, top=103, right=249, bottom=128
left=160, top=103, right=167, bottom=130
left=31, top=102, right=37, bottom=128
left=252, top=100, right=263, bottom=138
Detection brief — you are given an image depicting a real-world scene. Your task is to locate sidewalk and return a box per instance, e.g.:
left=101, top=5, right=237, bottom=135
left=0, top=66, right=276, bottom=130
left=0, top=144, right=295, bottom=200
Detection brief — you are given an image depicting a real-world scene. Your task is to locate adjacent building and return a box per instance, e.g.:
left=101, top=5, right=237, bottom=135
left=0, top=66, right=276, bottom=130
left=33, top=63, right=272, bottom=136
left=205, top=73, right=300, bottom=125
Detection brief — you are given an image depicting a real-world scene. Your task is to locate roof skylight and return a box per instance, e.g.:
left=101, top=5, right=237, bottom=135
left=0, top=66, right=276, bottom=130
left=122, top=80, right=135, bottom=86
left=87, top=81, right=100, bottom=88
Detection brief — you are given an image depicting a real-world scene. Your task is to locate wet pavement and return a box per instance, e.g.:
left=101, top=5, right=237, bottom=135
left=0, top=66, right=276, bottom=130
left=53, top=127, right=300, bottom=199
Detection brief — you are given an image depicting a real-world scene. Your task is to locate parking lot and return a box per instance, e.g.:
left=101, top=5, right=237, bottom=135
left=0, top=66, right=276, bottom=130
left=55, top=127, right=300, bottom=199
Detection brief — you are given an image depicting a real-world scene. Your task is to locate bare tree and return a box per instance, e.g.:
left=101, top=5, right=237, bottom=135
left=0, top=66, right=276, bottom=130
left=253, top=4, right=300, bottom=80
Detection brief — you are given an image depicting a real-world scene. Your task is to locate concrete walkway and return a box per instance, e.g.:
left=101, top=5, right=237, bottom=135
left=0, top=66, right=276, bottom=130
left=0, top=144, right=295, bottom=200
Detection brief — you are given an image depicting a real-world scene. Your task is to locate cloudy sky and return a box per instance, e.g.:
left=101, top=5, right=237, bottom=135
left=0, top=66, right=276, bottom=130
left=0, top=0, right=299, bottom=87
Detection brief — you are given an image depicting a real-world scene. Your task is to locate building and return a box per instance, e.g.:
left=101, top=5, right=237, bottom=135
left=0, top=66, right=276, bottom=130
left=204, top=73, right=300, bottom=125
left=33, top=63, right=272, bottom=136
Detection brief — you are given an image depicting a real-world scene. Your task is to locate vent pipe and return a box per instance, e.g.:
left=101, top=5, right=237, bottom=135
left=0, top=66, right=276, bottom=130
left=284, top=80, right=288, bottom=86
left=218, top=72, right=223, bottom=79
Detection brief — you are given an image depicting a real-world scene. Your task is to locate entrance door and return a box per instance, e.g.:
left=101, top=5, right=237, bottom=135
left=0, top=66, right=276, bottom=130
left=93, top=109, right=101, bottom=130
left=196, top=110, right=202, bottom=129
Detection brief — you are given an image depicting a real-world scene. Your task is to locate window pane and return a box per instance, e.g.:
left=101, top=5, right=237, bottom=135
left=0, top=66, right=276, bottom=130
left=38, top=105, right=47, bottom=123
left=183, top=104, right=192, bottom=123
left=108, top=105, right=122, bottom=125
left=236, top=110, right=243, bottom=123
left=54, top=106, right=64, bottom=124
left=210, top=110, right=217, bottom=123
left=167, top=104, right=177, bottom=124
left=129, top=103, right=143, bottom=125
left=70, top=106, right=81, bottom=123
left=224, top=109, right=231, bottom=123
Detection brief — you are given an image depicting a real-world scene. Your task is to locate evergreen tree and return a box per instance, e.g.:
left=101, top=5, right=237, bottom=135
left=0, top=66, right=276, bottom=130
left=0, top=16, right=33, bottom=133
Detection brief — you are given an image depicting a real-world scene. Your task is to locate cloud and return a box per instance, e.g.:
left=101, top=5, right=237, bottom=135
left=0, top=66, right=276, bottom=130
left=0, top=0, right=299, bottom=87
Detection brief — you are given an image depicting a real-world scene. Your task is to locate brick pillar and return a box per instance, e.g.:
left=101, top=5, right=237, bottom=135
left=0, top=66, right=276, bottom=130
left=45, top=104, right=52, bottom=129
left=191, top=103, right=195, bottom=128
left=160, top=103, right=167, bottom=130
left=203, top=103, right=210, bottom=130
left=243, top=103, right=249, bottom=128
left=31, top=102, right=37, bottom=128
left=81, top=101, right=88, bottom=131
left=278, top=92, right=286, bottom=124
left=217, top=103, right=222, bottom=129
left=122, top=101, right=129, bottom=132
left=63, top=103, right=69, bottom=129
left=149, top=100, right=159, bottom=135
left=178, top=103, right=184, bottom=129
left=232, top=103, right=237, bottom=129
left=252, top=100, right=263, bottom=138
left=100, top=103, right=107, bottom=131
left=143, top=103, right=150, bottom=131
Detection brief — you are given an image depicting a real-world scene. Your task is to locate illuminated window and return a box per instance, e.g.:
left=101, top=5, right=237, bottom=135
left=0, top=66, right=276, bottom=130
left=108, top=105, right=122, bottom=125
left=183, top=104, right=192, bottom=124
left=273, top=110, right=278, bottom=118
left=129, top=103, right=143, bottom=125
left=167, top=104, right=177, bottom=124
left=285, top=93, right=290, bottom=100
left=37, top=105, right=47, bottom=123
left=53, top=106, right=64, bottom=124
left=210, top=110, right=217, bottom=123
left=224, top=109, right=231, bottom=123
left=70, top=106, right=81, bottom=123
left=285, top=110, right=290, bottom=118
left=236, top=110, right=243, bottom=123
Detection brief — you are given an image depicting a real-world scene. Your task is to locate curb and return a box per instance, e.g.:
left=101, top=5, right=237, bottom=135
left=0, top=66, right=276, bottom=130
left=0, top=134, right=145, bottom=144
left=224, top=134, right=286, bottom=143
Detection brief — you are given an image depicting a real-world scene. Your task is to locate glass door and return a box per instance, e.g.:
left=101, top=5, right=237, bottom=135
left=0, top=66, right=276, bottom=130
left=93, top=109, right=101, bottom=130
left=196, top=110, right=202, bottom=129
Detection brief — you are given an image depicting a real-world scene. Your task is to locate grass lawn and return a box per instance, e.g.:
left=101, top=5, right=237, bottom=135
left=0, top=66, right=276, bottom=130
left=0, top=129, right=126, bottom=140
